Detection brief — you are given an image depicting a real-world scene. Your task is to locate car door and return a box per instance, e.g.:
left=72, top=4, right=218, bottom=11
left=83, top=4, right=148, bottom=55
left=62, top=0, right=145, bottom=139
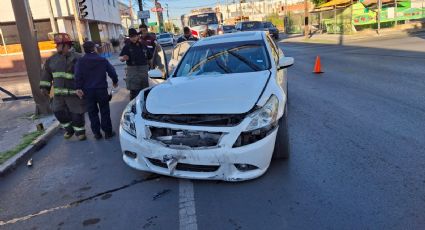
left=148, top=43, right=169, bottom=87
left=168, top=41, right=194, bottom=75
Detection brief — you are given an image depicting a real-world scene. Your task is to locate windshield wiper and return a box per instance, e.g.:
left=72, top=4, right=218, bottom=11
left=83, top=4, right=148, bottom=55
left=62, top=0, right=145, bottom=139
left=189, top=45, right=262, bottom=73
left=227, top=50, right=261, bottom=71
left=215, top=59, right=231, bottom=73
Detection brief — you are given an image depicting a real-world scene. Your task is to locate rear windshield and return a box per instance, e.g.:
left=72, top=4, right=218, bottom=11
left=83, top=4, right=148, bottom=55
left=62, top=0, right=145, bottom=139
left=263, top=22, right=274, bottom=28
left=242, top=22, right=264, bottom=30
left=159, top=34, right=171, bottom=38
left=175, top=41, right=270, bottom=77
left=223, top=25, right=235, bottom=30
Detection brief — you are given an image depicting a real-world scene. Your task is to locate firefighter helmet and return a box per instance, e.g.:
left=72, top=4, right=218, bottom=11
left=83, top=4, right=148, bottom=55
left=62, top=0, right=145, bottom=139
left=51, top=33, right=73, bottom=45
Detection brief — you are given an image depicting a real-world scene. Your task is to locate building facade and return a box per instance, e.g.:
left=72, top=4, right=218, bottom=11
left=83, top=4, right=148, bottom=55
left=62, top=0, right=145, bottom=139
left=217, top=0, right=306, bottom=23
left=0, top=0, right=122, bottom=45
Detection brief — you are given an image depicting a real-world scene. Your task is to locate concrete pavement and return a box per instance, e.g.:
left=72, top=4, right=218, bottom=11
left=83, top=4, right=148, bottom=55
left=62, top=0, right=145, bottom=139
left=0, top=38, right=424, bottom=229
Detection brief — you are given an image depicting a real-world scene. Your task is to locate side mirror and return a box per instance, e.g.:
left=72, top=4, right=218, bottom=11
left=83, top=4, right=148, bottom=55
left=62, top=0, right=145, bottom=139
left=148, top=69, right=163, bottom=79
left=278, top=57, right=294, bottom=70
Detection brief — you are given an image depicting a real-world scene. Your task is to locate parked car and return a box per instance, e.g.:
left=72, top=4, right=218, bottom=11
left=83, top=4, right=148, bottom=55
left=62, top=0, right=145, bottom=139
left=263, top=22, right=279, bottom=39
left=157, top=33, right=174, bottom=46
left=235, top=21, right=264, bottom=32
left=119, top=31, right=294, bottom=181
left=222, top=25, right=236, bottom=34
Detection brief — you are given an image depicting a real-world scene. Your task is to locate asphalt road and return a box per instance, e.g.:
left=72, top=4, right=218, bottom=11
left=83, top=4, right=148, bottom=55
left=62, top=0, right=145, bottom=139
left=1, top=36, right=425, bottom=229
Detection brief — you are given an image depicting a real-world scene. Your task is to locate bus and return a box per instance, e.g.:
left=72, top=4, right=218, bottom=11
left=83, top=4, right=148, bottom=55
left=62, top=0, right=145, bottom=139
left=181, top=8, right=223, bottom=38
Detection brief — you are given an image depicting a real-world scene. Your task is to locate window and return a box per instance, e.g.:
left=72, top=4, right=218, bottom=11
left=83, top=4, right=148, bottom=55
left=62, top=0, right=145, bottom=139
left=189, top=13, right=218, bottom=27
left=172, top=44, right=181, bottom=60
left=241, top=21, right=264, bottom=31
left=266, top=36, right=279, bottom=63
left=175, top=41, right=270, bottom=77
left=159, top=34, right=172, bottom=39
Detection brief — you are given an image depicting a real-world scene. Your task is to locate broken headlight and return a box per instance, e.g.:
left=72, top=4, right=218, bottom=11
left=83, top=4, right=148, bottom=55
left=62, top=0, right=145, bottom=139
left=121, top=99, right=137, bottom=137
left=245, top=95, right=279, bottom=131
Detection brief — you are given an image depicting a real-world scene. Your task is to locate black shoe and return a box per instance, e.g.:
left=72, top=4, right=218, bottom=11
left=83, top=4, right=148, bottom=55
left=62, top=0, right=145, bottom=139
left=94, top=133, right=103, bottom=140
left=104, top=131, right=116, bottom=139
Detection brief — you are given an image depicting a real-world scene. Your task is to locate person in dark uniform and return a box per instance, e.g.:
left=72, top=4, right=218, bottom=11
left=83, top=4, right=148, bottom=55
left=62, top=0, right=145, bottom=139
left=75, top=41, right=119, bottom=140
left=177, top=27, right=199, bottom=43
left=119, top=28, right=152, bottom=100
left=139, top=24, right=157, bottom=69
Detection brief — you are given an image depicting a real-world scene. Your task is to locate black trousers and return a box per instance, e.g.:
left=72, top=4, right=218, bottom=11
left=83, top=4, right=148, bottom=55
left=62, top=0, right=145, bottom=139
left=84, top=88, right=112, bottom=135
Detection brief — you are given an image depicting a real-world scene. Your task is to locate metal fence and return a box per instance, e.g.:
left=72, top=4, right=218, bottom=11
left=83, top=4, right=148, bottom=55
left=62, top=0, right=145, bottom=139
left=284, top=0, right=425, bottom=35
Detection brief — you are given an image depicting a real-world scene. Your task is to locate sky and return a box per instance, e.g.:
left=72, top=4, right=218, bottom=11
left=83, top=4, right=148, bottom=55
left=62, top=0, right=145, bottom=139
left=122, top=0, right=224, bottom=27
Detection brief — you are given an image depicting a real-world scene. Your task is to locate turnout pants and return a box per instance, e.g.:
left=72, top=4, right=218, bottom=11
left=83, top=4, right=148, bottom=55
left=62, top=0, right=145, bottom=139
left=52, top=95, right=85, bottom=135
left=84, top=88, right=113, bottom=135
left=126, top=65, right=149, bottom=100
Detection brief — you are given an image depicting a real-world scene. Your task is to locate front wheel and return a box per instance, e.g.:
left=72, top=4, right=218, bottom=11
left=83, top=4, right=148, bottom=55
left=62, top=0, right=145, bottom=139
left=272, top=104, right=290, bottom=160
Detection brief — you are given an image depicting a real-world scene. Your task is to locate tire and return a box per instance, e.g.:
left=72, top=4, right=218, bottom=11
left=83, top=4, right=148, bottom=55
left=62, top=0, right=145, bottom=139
left=272, top=104, right=290, bottom=160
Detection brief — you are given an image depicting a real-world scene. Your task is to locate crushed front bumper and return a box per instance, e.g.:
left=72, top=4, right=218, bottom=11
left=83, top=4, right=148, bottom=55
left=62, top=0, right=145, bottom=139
left=119, top=120, right=277, bottom=181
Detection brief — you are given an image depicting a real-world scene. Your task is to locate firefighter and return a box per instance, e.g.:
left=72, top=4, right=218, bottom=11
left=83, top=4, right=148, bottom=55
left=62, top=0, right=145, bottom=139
left=177, top=27, right=199, bottom=43
left=40, top=33, right=86, bottom=140
left=119, top=28, right=152, bottom=100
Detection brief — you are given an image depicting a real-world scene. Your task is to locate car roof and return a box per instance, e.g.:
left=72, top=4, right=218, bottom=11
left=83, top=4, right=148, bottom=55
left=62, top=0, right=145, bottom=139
left=240, top=21, right=262, bottom=24
left=193, top=31, right=265, bottom=46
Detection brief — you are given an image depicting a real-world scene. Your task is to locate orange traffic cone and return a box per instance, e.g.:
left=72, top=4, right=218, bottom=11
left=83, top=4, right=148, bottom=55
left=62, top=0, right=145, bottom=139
left=313, top=56, right=323, bottom=74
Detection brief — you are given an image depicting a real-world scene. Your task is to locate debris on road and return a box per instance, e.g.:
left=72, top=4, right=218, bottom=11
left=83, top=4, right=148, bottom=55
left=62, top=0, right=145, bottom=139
left=26, top=158, right=32, bottom=167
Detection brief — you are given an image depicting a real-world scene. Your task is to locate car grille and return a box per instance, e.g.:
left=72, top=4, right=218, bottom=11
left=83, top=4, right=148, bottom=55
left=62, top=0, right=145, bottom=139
left=148, top=126, right=222, bottom=148
left=147, top=158, right=220, bottom=172
left=143, top=113, right=246, bottom=127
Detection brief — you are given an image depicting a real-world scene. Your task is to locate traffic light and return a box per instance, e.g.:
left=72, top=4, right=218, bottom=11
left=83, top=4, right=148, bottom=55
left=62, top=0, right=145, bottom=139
left=78, top=0, right=88, bottom=18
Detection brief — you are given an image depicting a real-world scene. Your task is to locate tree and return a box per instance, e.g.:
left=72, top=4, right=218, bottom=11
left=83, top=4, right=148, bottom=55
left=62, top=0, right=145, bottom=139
left=311, top=0, right=327, bottom=6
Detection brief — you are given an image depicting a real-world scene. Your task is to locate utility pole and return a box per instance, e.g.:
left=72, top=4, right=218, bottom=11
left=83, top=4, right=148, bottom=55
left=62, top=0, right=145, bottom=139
left=46, top=0, right=58, bottom=33
left=11, top=0, right=51, bottom=114
left=394, top=0, right=398, bottom=26
left=137, top=0, right=145, bottom=25
left=129, top=0, right=134, bottom=28
left=239, top=0, right=242, bottom=20
left=70, top=0, right=85, bottom=52
left=304, top=0, right=309, bottom=38
left=165, top=3, right=173, bottom=33
left=377, top=0, right=382, bottom=34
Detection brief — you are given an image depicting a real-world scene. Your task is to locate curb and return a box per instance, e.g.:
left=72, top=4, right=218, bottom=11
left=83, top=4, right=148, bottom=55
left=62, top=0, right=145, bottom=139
left=0, top=121, right=60, bottom=176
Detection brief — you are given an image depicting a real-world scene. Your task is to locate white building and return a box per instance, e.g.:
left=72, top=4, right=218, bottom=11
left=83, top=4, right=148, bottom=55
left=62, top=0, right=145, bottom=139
left=217, top=0, right=305, bottom=22
left=118, top=1, right=138, bottom=34
left=0, top=0, right=122, bottom=44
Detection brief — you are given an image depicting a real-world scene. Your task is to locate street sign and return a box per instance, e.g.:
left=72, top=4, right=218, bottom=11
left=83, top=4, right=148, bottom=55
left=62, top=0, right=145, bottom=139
left=138, top=10, right=150, bottom=19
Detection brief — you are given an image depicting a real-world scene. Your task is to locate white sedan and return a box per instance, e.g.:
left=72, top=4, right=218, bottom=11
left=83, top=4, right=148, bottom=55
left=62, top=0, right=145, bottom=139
left=157, top=33, right=174, bottom=46
left=120, top=31, right=294, bottom=181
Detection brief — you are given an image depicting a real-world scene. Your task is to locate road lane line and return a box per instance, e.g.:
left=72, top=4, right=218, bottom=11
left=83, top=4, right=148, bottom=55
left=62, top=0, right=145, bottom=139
left=179, top=179, right=198, bottom=230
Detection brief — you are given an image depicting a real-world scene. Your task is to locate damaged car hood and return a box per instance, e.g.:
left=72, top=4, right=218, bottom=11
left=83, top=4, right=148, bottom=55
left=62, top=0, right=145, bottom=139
left=145, top=70, right=270, bottom=115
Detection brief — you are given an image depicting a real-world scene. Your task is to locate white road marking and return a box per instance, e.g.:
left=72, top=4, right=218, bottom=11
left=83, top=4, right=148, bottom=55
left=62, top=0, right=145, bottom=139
left=0, top=204, right=71, bottom=226
left=179, top=179, right=198, bottom=230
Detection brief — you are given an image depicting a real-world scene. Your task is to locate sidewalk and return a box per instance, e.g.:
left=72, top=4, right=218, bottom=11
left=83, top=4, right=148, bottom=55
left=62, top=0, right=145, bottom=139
left=281, top=23, right=425, bottom=44
left=0, top=51, right=124, bottom=169
left=0, top=99, right=56, bottom=167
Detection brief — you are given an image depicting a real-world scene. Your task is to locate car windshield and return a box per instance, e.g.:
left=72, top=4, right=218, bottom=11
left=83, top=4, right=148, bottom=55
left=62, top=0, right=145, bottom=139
left=159, top=34, right=171, bottom=39
left=242, top=22, right=264, bottom=30
left=174, top=41, right=270, bottom=77
left=223, top=25, right=235, bottom=31
left=189, top=13, right=218, bottom=27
